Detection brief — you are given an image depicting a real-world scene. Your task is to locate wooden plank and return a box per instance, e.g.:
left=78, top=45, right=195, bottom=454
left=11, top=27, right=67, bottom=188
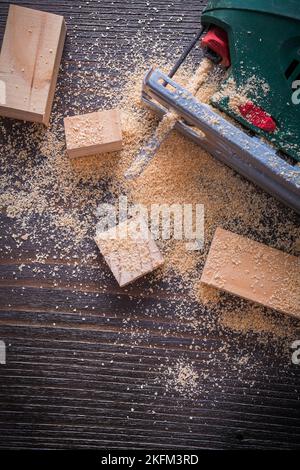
left=0, top=4, right=66, bottom=125
left=201, top=228, right=300, bottom=319
left=64, top=109, right=123, bottom=158
left=95, top=218, right=164, bottom=287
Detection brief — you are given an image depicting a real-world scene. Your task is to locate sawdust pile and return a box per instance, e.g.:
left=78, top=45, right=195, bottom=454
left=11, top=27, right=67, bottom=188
left=161, top=359, right=200, bottom=398
left=194, top=282, right=221, bottom=305
left=187, top=57, right=214, bottom=94
left=219, top=305, right=295, bottom=338
left=0, top=41, right=299, bottom=351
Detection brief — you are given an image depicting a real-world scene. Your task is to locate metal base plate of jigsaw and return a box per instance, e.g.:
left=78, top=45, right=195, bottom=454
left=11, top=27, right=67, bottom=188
left=142, top=68, right=300, bottom=214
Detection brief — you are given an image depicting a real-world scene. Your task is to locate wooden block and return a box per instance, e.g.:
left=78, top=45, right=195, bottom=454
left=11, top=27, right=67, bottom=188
left=64, top=109, right=123, bottom=158
left=0, top=5, right=66, bottom=125
left=201, top=228, right=300, bottom=319
left=95, top=218, right=164, bottom=287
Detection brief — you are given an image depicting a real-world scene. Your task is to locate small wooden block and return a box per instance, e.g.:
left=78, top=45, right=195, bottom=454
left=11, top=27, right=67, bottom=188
left=95, top=218, right=164, bottom=287
left=201, top=228, right=300, bottom=319
left=64, top=109, right=123, bottom=158
left=0, top=5, right=66, bottom=125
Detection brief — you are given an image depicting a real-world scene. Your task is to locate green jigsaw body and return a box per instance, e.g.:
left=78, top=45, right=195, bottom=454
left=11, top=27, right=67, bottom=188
left=201, top=0, right=300, bottom=162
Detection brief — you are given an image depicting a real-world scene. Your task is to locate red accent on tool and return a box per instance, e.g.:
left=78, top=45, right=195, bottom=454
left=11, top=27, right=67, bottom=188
left=201, top=26, right=231, bottom=67
left=238, top=101, right=277, bottom=132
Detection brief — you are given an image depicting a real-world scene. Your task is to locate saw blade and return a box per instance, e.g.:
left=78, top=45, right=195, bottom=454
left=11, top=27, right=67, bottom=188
left=124, top=132, right=168, bottom=180
left=124, top=113, right=177, bottom=180
left=125, top=58, right=213, bottom=180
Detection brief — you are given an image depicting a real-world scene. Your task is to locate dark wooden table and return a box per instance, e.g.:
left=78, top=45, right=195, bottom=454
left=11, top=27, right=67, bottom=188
left=0, top=0, right=299, bottom=450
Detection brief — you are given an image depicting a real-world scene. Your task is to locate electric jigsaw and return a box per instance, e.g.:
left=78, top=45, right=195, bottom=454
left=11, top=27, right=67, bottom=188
left=126, top=0, right=300, bottom=214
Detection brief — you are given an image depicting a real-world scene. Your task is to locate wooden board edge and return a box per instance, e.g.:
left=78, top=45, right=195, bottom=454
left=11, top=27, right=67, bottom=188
left=0, top=106, right=44, bottom=123
left=118, top=259, right=164, bottom=287
left=67, top=140, right=123, bottom=158
left=43, top=18, right=67, bottom=126
left=200, top=277, right=300, bottom=321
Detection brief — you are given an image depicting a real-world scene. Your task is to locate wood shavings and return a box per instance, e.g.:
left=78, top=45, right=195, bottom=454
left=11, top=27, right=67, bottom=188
left=0, top=35, right=299, bottom=342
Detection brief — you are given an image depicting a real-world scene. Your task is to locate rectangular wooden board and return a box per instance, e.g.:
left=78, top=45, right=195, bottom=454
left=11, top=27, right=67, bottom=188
left=64, top=109, right=123, bottom=158
left=95, top=217, right=164, bottom=287
left=0, top=5, right=66, bottom=125
left=201, top=228, right=300, bottom=319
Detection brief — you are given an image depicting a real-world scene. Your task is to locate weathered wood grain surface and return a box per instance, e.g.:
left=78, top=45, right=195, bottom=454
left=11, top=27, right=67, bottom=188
left=0, top=0, right=299, bottom=450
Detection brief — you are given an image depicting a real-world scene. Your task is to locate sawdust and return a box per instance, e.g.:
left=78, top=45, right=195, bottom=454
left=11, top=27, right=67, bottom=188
left=187, top=57, right=213, bottom=94
left=214, top=74, right=271, bottom=115
left=0, top=38, right=299, bottom=343
left=156, top=58, right=214, bottom=135
left=154, top=111, right=178, bottom=142
left=162, top=359, right=200, bottom=398
left=219, top=305, right=295, bottom=338
left=125, top=58, right=214, bottom=178
left=194, top=281, right=221, bottom=305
